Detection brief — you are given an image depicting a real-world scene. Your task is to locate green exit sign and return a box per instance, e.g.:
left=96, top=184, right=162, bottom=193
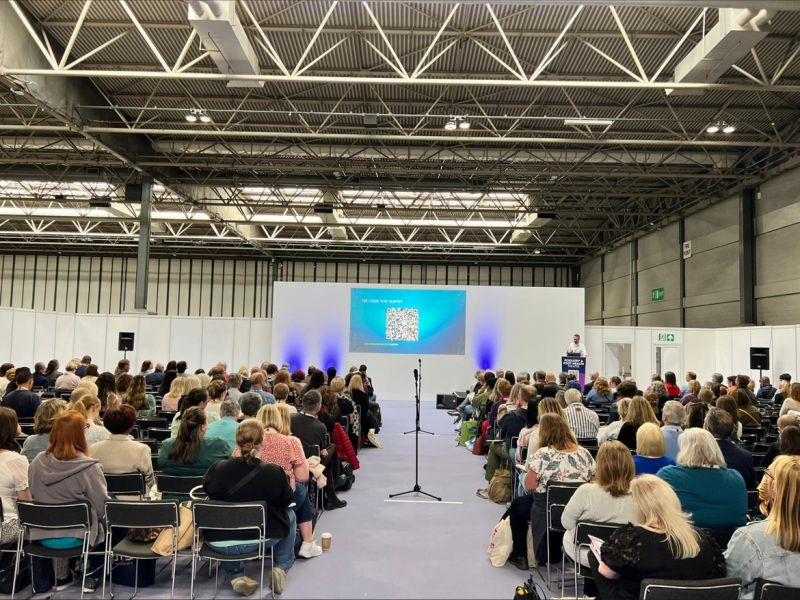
left=657, top=333, right=676, bottom=342
left=651, top=287, right=665, bottom=302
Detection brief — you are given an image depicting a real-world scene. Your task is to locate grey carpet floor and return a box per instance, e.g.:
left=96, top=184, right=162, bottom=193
left=23, top=400, right=567, bottom=599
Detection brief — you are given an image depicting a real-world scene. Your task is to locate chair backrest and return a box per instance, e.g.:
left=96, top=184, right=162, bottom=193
left=136, top=418, right=168, bottom=435
left=139, top=438, right=159, bottom=453
left=757, top=581, right=800, bottom=600
left=192, top=501, right=266, bottom=538
left=574, top=521, right=621, bottom=546
left=640, top=578, right=741, bottom=600
left=546, top=481, right=585, bottom=530
left=157, top=474, right=204, bottom=499
left=747, top=490, right=760, bottom=515
left=105, top=472, right=147, bottom=498
left=147, top=428, right=172, bottom=442
left=17, top=501, right=90, bottom=532
left=106, top=500, right=178, bottom=530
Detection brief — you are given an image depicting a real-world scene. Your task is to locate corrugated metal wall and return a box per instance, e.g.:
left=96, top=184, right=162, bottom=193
left=0, top=256, right=572, bottom=318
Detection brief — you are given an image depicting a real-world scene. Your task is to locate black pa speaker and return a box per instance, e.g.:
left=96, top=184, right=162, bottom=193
left=750, top=347, right=769, bottom=370
left=118, top=332, right=135, bottom=352
left=436, top=394, right=458, bottom=410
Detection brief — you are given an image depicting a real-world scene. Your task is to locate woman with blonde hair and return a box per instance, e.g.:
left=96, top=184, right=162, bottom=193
left=562, top=441, right=635, bottom=571
left=505, top=413, right=596, bottom=570
left=72, top=395, right=110, bottom=445
left=779, top=382, right=800, bottom=417
left=590, top=475, right=725, bottom=599
left=517, top=398, right=565, bottom=462
left=22, top=399, right=68, bottom=462
left=633, top=423, right=674, bottom=475
left=587, top=377, right=614, bottom=404
left=243, top=404, right=320, bottom=559
left=597, top=397, right=632, bottom=445
left=617, top=396, right=658, bottom=450
left=657, top=428, right=747, bottom=530
left=725, top=455, right=800, bottom=597
left=349, top=374, right=381, bottom=448
left=203, top=419, right=297, bottom=595
left=161, top=375, right=186, bottom=412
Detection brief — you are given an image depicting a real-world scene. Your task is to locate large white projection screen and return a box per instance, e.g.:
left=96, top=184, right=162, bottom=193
left=270, top=283, right=584, bottom=401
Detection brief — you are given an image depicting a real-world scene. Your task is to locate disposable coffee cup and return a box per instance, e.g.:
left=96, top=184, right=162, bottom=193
left=321, top=532, right=332, bottom=550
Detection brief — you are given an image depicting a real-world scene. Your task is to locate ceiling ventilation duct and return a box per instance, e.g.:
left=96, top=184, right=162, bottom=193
left=188, top=0, right=263, bottom=88
left=668, top=8, right=774, bottom=96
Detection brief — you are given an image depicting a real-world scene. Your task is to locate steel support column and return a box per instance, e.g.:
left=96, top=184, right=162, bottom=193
left=631, top=240, right=639, bottom=326
left=740, top=188, right=757, bottom=324
left=678, top=219, right=686, bottom=327
left=127, top=178, right=152, bottom=310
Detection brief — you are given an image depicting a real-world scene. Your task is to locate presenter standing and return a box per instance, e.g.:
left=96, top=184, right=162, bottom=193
left=567, top=334, right=587, bottom=357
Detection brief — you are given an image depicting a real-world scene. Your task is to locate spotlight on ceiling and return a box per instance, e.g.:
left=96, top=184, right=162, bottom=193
left=199, top=113, right=212, bottom=124
left=458, top=119, right=471, bottom=130
left=186, top=108, right=211, bottom=123
left=533, top=248, right=542, bottom=255
left=722, top=123, right=736, bottom=134
left=444, top=119, right=457, bottom=130
left=444, top=116, right=470, bottom=130
left=706, top=122, right=720, bottom=133
left=185, top=112, right=198, bottom=123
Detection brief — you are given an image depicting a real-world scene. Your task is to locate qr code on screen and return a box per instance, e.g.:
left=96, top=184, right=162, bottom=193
left=386, top=308, right=419, bottom=341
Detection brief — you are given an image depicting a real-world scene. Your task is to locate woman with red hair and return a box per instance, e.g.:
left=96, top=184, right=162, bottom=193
left=28, top=411, right=109, bottom=594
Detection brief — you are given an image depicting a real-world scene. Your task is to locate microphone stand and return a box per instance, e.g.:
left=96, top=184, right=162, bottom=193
left=389, top=358, right=441, bottom=501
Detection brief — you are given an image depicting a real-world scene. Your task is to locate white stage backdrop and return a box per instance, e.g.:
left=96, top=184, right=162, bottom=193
left=270, top=283, right=585, bottom=401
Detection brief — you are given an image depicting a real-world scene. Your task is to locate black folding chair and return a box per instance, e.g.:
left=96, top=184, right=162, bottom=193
left=136, top=418, right=168, bottom=438
left=104, top=472, right=147, bottom=500
left=103, top=501, right=180, bottom=599
left=568, top=521, right=621, bottom=595
left=639, top=577, right=741, bottom=599
left=756, top=580, right=800, bottom=599
left=545, top=481, right=585, bottom=587
left=139, top=438, right=159, bottom=453
left=157, top=474, right=204, bottom=501
left=13, top=502, right=99, bottom=600
left=190, top=501, right=270, bottom=599
left=146, top=428, right=172, bottom=442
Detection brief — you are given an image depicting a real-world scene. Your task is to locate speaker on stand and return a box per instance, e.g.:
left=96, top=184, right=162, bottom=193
left=750, top=347, right=770, bottom=383
left=118, top=332, right=135, bottom=360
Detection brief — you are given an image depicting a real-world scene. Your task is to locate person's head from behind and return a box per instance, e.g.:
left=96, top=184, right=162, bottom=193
left=616, top=380, right=638, bottom=399
left=179, top=388, right=208, bottom=414
left=219, top=400, right=241, bottom=421
left=538, top=397, right=566, bottom=421
left=664, top=371, right=677, bottom=386
left=176, top=361, right=187, bottom=374
left=687, top=380, right=701, bottom=396
left=595, top=440, right=635, bottom=497
left=685, top=402, right=709, bottom=429
left=117, top=359, right=130, bottom=374
left=661, top=400, right=685, bottom=427
left=273, top=383, right=289, bottom=402
left=732, top=388, right=752, bottom=409
left=70, top=387, right=90, bottom=406
left=274, top=403, right=293, bottom=435
left=616, top=397, right=632, bottom=422
left=593, top=377, right=611, bottom=397
left=516, top=385, right=534, bottom=409
left=790, top=383, right=800, bottom=402
left=168, top=375, right=186, bottom=398
left=564, top=388, right=582, bottom=406
left=636, top=423, right=666, bottom=459
left=349, top=374, right=364, bottom=395
left=140, top=360, right=152, bottom=373
left=496, top=378, right=512, bottom=399
left=251, top=372, right=266, bottom=389
left=72, top=395, right=101, bottom=422
left=126, top=375, right=147, bottom=410
left=516, top=371, right=530, bottom=384
left=677, top=427, right=726, bottom=468
left=736, top=374, right=751, bottom=389
left=307, top=370, right=325, bottom=390
left=169, top=407, right=207, bottom=464
left=302, top=389, right=323, bottom=414
left=780, top=373, right=792, bottom=384
left=326, top=366, right=337, bottom=383
left=779, top=425, right=800, bottom=456
left=47, top=411, right=88, bottom=460
left=777, top=414, right=798, bottom=433
left=537, top=413, right=575, bottom=451
left=0, top=407, right=21, bottom=452
left=236, top=419, right=264, bottom=464
left=767, top=455, right=800, bottom=552
left=257, top=403, right=284, bottom=433
left=710, top=372, right=723, bottom=384
left=207, top=379, right=227, bottom=402
left=239, top=392, right=263, bottom=418
left=627, top=396, right=657, bottom=427
left=0, top=363, right=14, bottom=378
left=34, top=398, right=68, bottom=434
left=697, top=386, right=713, bottom=404
left=630, top=475, right=700, bottom=558
left=330, top=377, right=345, bottom=395
left=34, top=362, right=45, bottom=375
left=116, top=373, right=132, bottom=396
left=103, top=404, right=138, bottom=435
left=704, top=407, right=734, bottom=440
left=14, top=367, right=33, bottom=389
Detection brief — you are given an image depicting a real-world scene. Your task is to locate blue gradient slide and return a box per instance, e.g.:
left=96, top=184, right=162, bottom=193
left=349, top=288, right=466, bottom=355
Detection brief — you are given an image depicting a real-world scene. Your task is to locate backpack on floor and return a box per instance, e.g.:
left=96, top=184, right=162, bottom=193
left=488, top=467, right=512, bottom=504
left=336, top=460, right=355, bottom=491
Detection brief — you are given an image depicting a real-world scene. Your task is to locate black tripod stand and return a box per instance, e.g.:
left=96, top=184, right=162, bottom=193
left=389, top=359, right=441, bottom=501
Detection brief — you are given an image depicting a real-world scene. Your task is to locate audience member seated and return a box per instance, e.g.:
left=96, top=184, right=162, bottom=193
left=660, top=400, right=684, bottom=460
left=506, top=413, right=596, bottom=569
left=597, top=398, right=631, bottom=445
left=123, top=375, right=156, bottom=418
left=617, top=396, right=658, bottom=451
left=779, top=382, right=800, bottom=416
left=170, top=387, right=215, bottom=437
left=589, top=475, right=725, bottom=600
left=680, top=380, right=701, bottom=405
left=291, top=390, right=347, bottom=510
left=633, top=423, right=674, bottom=475
left=158, top=406, right=231, bottom=476
left=564, top=388, right=600, bottom=439
left=486, top=385, right=531, bottom=482
left=250, top=372, right=276, bottom=405
left=32, top=362, right=49, bottom=389
left=586, top=377, right=614, bottom=404
left=161, top=372, right=185, bottom=413
left=203, top=419, right=297, bottom=596
left=470, top=372, right=496, bottom=421
left=54, top=360, right=81, bottom=391
left=663, top=371, right=682, bottom=398
left=3, top=367, right=42, bottom=420
left=239, top=391, right=263, bottom=419
left=226, top=373, right=242, bottom=405
left=725, top=455, right=800, bottom=598
left=22, top=398, right=68, bottom=462
left=243, top=404, right=321, bottom=558
left=684, top=401, right=710, bottom=429
left=272, top=382, right=296, bottom=415
left=705, top=407, right=755, bottom=488
left=0, top=407, right=32, bottom=546
left=763, top=417, right=800, bottom=466
left=28, top=411, right=109, bottom=593
left=454, top=371, right=483, bottom=423
left=735, top=386, right=761, bottom=427
left=486, top=378, right=512, bottom=436
left=204, top=379, right=227, bottom=420
left=72, top=395, right=110, bottom=445
left=44, top=359, right=61, bottom=387
left=205, top=399, right=241, bottom=451
left=145, top=362, right=164, bottom=388
left=158, top=369, right=179, bottom=402
left=0, top=363, right=13, bottom=395
left=657, top=428, right=747, bottom=530
left=95, top=371, right=120, bottom=411
left=715, top=395, right=741, bottom=441
left=757, top=425, right=800, bottom=516
left=91, top=404, right=155, bottom=493
left=349, top=374, right=382, bottom=448
left=562, top=441, right=635, bottom=572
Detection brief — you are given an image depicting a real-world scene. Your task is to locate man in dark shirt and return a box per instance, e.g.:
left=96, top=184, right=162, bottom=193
left=705, top=407, right=755, bottom=488
left=145, top=363, right=165, bottom=387
left=75, top=355, right=92, bottom=378
left=3, top=367, right=42, bottom=419
left=32, top=363, right=49, bottom=389
left=291, top=390, right=347, bottom=510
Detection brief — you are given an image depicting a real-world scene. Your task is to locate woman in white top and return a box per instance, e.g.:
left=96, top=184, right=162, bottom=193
left=596, top=397, right=632, bottom=445
left=0, top=407, right=32, bottom=545
left=72, top=395, right=111, bottom=445
left=562, top=441, right=636, bottom=567
left=205, top=379, right=227, bottom=420
left=779, top=383, right=800, bottom=417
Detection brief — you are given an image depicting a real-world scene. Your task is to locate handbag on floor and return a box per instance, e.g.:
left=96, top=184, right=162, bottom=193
left=151, top=501, right=194, bottom=556
left=459, top=420, right=478, bottom=446
left=488, top=467, right=513, bottom=504
left=488, top=516, right=513, bottom=567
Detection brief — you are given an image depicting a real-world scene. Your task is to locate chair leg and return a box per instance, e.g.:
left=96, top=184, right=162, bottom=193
left=11, top=535, right=22, bottom=599
left=170, top=552, right=177, bottom=599
left=189, top=548, right=197, bottom=600
left=546, top=526, right=551, bottom=588
left=132, top=558, right=139, bottom=599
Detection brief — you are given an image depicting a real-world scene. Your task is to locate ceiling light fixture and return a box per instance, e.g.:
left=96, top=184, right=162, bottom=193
left=184, top=112, right=198, bottom=123
left=185, top=108, right=211, bottom=123
left=444, top=116, right=470, bottom=131
left=707, top=121, right=735, bottom=134
left=706, top=122, right=720, bottom=133
left=444, top=119, right=457, bottom=130
left=458, top=119, right=471, bottom=130
left=722, top=123, right=736, bottom=134
left=563, top=118, right=614, bottom=127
